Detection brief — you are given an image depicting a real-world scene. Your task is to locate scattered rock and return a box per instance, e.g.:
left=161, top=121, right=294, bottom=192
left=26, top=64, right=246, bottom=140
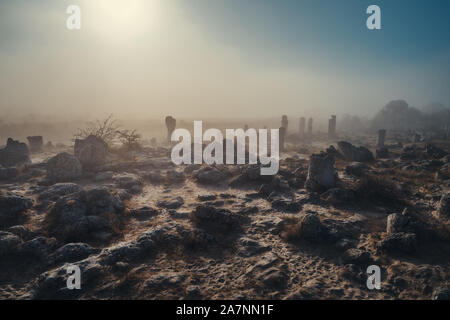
left=130, top=207, right=159, bottom=220
left=157, top=196, right=184, bottom=209
left=377, top=232, right=418, bottom=254
left=259, top=268, right=289, bottom=290
left=45, top=187, right=124, bottom=241
left=113, top=173, right=143, bottom=194
left=46, top=153, right=82, bottom=182
left=338, top=141, right=374, bottom=162
left=198, top=194, right=217, bottom=201
left=305, top=153, right=337, bottom=192
left=74, top=135, right=108, bottom=169
left=194, top=166, right=229, bottom=185
left=283, top=214, right=323, bottom=242
left=345, top=162, right=368, bottom=176
left=53, top=243, right=99, bottom=264
left=38, top=183, right=82, bottom=202
left=0, top=194, right=33, bottom=221
left=341, top=248, right=372, bottom=265
left=0, top=138, right=30, bottom=167
left=386, top=209, right=417, bottom=234
left=19, top=236, right=58, bottom=260
left=27, top=136, right=44, bottom=153
left=0, top=231, right=22, bottom=257
left=190, top=205, right=245, bottom=233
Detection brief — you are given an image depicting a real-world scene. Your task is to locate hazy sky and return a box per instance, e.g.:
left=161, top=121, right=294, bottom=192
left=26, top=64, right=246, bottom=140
left=1, top=0, right=449, bottom=120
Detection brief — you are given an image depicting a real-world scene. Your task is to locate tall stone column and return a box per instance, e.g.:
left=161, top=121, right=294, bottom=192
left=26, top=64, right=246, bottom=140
left=281, top=115, right=288, bottom=131
left=299, top=117, right=306, bottom=140
left=165, top=116, right=176, bottom=144
left=377, top=129, right=386, bottom=147
left=307, top=118, right=313, bottom=137
left=328, top=115, right=336, bottom=139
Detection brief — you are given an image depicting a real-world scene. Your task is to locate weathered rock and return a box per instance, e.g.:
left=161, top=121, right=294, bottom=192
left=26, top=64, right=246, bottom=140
left=99, top=241, right=142, bottom=265
left=74, top=135, right=108, bottom=168
left=0, top=231, right=22, bottom=257
left=198, top=194, right=217, bottom=201
left=46, top=187, right=124, bottom=241
left=38, top=183, right=82, bottom=202
left=341, top=248, right=372, bottom=265
left=386, top=209, right=417, bottom=234
left=190, top=205, right=244, bottom=232
left=113, top=173, right=143, bottom=194
left=338, top=141, right=374, bottom=162
left=157, top=196, right=184, bottom=209
left=305, top=153, right=337, bottom=192
left=377, top=232, right=418, bottom=254
left=46, top=152, right=82, bottom=182
left=19, top=236, right=58, bottom=260
left=27, top=136, right=44, bottom=152
left=298, top=214, right=323, bottom=241
left=259, top=267, right=289, bottom=290
left=130, top=206, right=159, bottom=220
left=53, top=243, right=99, bottom=264
left=7, top=225, right=35, bottom=241
left=0, top=194, right=33, bottom=221
left=0, top=138, right=30, bottom=167
left=194, top=166, right=229, bottom=185
left=165, top=116, right=177, bottom=144
left=238, top=237, right=270, bottom=257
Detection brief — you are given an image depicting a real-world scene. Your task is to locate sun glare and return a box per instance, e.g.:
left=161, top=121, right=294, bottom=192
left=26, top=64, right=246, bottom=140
left=88, top=0, right=161, bottom=41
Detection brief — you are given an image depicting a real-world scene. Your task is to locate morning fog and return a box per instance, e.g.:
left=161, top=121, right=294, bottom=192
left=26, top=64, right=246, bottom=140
left=170, top=121, right=279, bottom=175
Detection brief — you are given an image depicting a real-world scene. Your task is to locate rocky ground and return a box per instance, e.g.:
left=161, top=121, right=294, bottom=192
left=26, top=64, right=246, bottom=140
left=0, top=135, right=449, bottom=300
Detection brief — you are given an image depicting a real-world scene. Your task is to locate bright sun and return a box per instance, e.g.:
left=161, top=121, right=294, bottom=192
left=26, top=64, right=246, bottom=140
left=88, top=0, right=161, bottom=40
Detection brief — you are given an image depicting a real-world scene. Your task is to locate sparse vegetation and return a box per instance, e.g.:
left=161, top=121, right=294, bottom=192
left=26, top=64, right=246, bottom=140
left=73, top=114, right=120, bottom=145
left=116, top=129, right=142, bottom=151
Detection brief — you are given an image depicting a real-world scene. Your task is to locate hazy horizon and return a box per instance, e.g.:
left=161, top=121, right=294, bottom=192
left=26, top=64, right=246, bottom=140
left=1, top=0, right=450, bottom=120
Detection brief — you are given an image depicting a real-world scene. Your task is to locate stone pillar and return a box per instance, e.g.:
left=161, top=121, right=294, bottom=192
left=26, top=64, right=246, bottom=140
left=27, top=136, right=44, bottom=152
left=328, top=115, right=336, bottom=139
left=377, top=129, right=386, bottom=147
left=165, top=116, right=177, bottom=144
left=279, top=127, right=286, bottom=152
left=299, top=117, right=306, bottom=139
left=281, top=115, right=288, bottom=131
left=307, top=118, right=313, bottom=136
